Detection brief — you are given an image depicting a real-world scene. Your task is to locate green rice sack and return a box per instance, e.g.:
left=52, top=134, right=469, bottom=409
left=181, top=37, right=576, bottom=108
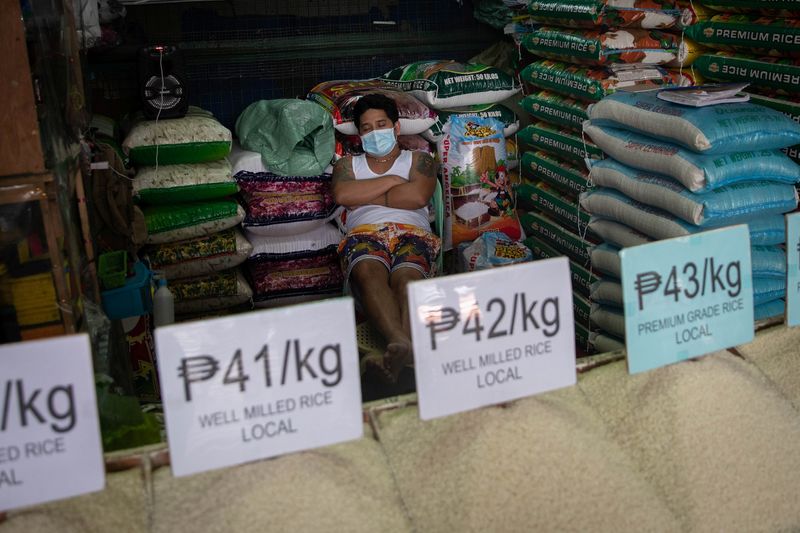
left=133, top=159, right=237, bottom=204
left=143, top=200, right=246, bottom=245
left=685, top=15, right=800, bottom=58
left=520, top=59, right=690, bottom=102
left=123, top=108, right=232, bottom=166
left=516, top=181, right=594, bottom=238
left=692, top=52, right=800, bottom=96
left=519, top=91, right=589, bottom=132
left=518, top=122, right=604, bottom=165
left=527, top=0, right=692, bottom=30
left=523, top=27, right=685, bottom=66
left=520, top=150, right=591, bottom=198
left=519, top=211, right=596, bottom=265
left=524, top=236, right=602, bottom=300
left=748, top=92, right=800, bottom=165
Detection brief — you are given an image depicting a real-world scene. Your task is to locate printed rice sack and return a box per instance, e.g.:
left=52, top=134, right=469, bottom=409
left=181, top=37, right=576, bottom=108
left=591, top=279, right=623, bottom=307
left=589, top=330, right=626, bottom=352
left=133, top=159, right=237, bottom=205
left=575, top=321, right=593, bottom=353
left=235, top=171, right=336, bottom=237
left=438, top=115, right=522, bottom=249
left=144, top=228, right=253, bottom=280
left=579, top=187, right=787, bottom=244
left=753, top=277, right=785, bottom=305
left=692, top=52, right=800, bottom=96
left=380, top=60, right=521, bottom=109
left=523, top=27, right=685, bottom=66
left=520, top=91, right=590, bottom=132
left=506, top=138, right=519, bottom=170
left=172, top=269, right=253, bottom=314
left=516, top=181, right=593, bottom=238
left=246, top=245, right=344, bottom=308
left=457, top=230, right=533, bottom=272
left=519, top=211, right=595, bottom=265
left=143, top=200, right=245, bottom=244
left=587, top=90, right=800, bottom=153
left=123, top=108, right=232, bottom=166
left=527, top=0, right=692, bottom=29
left=334, top=133, right=433, bottom=160
left=590, top=303, right=625, bottom=338
left=518, top=122, right=604, bottom=164
left=588, top=158, right=799, bottom=226
left=685, top=15, right=800, bottom=58
left=583, top=122, right=800, bottom=192
left=747, top=93, right=800, bottom=165
left=520, top=59, right=691, bottom=102
left=588, top=218, right=651, bottom=248
left=422, top=103, right=519, bottom=142
left=521, top=150, right=590, bottom=198
left=573, top=291, right=593, bottom=330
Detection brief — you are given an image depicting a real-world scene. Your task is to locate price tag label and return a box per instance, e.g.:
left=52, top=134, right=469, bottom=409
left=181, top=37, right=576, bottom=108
left=155, top=298, right=363, bottom=477
left=0, top=335, right=104, bottom=512
left=409, top=258, right=576, bottom=420
left=620, top=225, right=754, bottom=374
left=787, top=212, right=800, bottom=327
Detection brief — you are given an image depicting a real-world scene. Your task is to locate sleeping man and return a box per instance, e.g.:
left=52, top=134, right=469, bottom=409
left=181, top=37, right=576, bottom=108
left=332, top=93, right=440, bottom=384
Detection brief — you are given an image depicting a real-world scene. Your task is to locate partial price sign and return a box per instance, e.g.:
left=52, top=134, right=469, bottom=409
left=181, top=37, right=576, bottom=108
left=0, top=335, right=104, bottom=512
left=788, top=213, right=800, bottom=327
left=620, top=225, right=754, bottom=374
left=155, top=298, right=362, bottom=477
left=409, top=258, right=576, bottom=420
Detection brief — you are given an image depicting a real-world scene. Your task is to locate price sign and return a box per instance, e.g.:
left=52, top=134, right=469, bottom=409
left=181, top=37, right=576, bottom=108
left=620, top=225, right=754, bottom=374
left=155, top=298, right=363, bottom=477
left=0, top=335, right=104, bottom=512
left=409, top=258, right=576, bottom=420
left=788, top=213, right=800, bottom=327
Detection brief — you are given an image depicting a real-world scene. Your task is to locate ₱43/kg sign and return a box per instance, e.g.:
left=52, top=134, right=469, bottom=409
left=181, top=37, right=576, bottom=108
left=620, top=225, right=754, bottom=374
left=155, top=298, right=362, bottom=478
left=409, top=258, right=576, bottom=420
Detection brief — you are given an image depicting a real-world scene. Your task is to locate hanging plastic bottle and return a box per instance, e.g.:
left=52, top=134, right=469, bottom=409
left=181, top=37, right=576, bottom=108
left=153, top=278, right=175, bottom=327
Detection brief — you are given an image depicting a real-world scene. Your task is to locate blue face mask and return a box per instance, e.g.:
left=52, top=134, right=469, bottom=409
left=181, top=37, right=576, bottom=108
left=360, top=128, right=397, bottom=157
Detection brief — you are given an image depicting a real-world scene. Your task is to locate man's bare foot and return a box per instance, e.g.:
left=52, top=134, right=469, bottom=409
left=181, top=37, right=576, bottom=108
left=365, top=340, right=412, bottom=385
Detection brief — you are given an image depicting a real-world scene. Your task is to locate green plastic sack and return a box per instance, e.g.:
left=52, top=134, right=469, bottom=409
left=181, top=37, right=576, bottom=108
left=236, top=99, right=335, bottom=177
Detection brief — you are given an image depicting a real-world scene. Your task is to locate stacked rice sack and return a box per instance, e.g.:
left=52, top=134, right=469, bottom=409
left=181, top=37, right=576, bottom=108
left=681, top=1, right=800, bottom=166
left=123, top=107, right=253, bottom=317
left=580, top=91, right=800, bottom=347
left=372, top=60, right=524, bottom=260
left=234, top=99, right=344, bottom=308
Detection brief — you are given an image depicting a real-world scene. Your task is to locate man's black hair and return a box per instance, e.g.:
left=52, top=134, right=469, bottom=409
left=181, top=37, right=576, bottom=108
left=353, top=93, right=399, bottom=129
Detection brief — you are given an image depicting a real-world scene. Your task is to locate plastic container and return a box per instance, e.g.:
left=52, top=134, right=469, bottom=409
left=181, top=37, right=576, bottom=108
left=153, top=278, right=175, bottom=327
left=98, top=250, right=128, bottom=290
left=101, top=261, right=152, bottom=320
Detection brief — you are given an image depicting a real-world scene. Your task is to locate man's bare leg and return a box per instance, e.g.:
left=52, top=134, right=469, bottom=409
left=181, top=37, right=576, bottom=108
left=385, top=266, right=425, bottom=378
left=351, top=259, right=411, bottom=382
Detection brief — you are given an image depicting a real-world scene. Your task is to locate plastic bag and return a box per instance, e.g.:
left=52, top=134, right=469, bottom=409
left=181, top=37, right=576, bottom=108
left=458, top=230, right=532, bottom=271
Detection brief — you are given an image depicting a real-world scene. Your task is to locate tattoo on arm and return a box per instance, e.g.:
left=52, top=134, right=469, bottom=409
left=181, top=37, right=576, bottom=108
left=333, top=158, right=355, bottom=183
left=415, top=153, right=436, bottom=179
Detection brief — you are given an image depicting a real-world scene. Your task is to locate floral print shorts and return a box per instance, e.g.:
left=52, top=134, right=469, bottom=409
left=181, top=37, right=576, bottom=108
left=338, top=223, right=441, bottom=279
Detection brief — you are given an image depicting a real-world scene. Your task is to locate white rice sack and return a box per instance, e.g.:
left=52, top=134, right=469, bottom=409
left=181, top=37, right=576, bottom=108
left=589, top=158, right=798, bottom=226
left=584, top=122, right=800, bottom=192
left=246, top=223, right=343, bottom=259
left=580, top=188, right=787, bottom=244
left=588, top=218, right=652, bottom=248
left=578, top=352, right=800, bottom=532
left=380, top=60, right=522, bottom=109
left=145, top=228, right=253, bottom=280
left=374, top=394, right=681, bottom=532
left=590, top=302, right=625, bottom=338
left=172, top=269, right=253, bottom=315
left=591, top=242, right=623, bottom=278
left=588, top=90, right=800, bottom=154
left=589, top=330, right=626, bottom=353
left=591, top=279, right=623, bottom=307
left=228, top=142, right=269, bottom=175
left=143, top=200, right=246, bottom=245
left=133, top=159, right=237, bottom=205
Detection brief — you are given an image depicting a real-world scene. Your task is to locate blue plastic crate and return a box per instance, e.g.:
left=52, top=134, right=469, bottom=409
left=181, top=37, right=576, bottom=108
left=101, top=261, right=153, bottom=320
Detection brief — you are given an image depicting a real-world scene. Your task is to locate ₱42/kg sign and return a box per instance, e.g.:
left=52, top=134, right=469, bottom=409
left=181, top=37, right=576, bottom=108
left=620, top=225, right=754, bottom=374
left=409, top=257, right=576, bottom=420
left=155, top=298, right=363, bottom=478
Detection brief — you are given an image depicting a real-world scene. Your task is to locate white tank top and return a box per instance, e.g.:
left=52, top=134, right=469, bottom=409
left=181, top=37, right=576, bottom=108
left=345, top=150, right=430, bottom=232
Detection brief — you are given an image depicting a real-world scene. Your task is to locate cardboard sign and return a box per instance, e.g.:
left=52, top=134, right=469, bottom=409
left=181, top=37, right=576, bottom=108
left=155, top=298, right=363, bottom=477
left=620, top=225, right=754, bottom=374
left=0, top=335, right=104, bottom=512
left=788, top=212, right=800, bottom=327
left=409, top=258, right=576, bottom=420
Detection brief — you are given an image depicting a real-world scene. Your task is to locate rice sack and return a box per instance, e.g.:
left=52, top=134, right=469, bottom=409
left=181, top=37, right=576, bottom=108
left=171, top=269, right=253, bottom=314
left=422, top=103, right=519, bottom=142
left=747, top=93, right=800, bottom=165
left=692, top=52, right=800, bottom=96
left=144, top=228, right=253, bottom=280
left=521, top=150, right=591, bottom=198
left=143, top=200, right=245, bottom=244
left=685, top=15, right=800, bottom=58
left=518, top=122, right=604, bottom=164
left=520, top=91, right=590, bottom=132
left=527, top=0, right=692, bottom=29
left=133, top=160, right=237, bottom=204
left=516, top=181, right=593, bottom=238
left=588, top=218, right=651, bottom=248
left=458, top=230, right=533, bottom=272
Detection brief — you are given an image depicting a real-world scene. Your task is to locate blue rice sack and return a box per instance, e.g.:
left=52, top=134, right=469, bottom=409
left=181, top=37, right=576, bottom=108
left=751, top=245, right=786, bottom=279
left=583, top=122, right=800, bottom=192
left=587, top=90, right=800, bottom=154
left=588, top=218, right=651, bottom=248
left=590, top=279, right=623, bottom=307
left=579, top=188, right=786, bottom=244
left=754, top=277, right=785, bottom=306
left=589, top=158, right=798, bottom=226
left=588, top=331, right=625, bottom=353
left=754, top=299, right=784, bottom=323
left=590, top=303, right=625, bottom=338
left=591, top=242, right=623, bottom=278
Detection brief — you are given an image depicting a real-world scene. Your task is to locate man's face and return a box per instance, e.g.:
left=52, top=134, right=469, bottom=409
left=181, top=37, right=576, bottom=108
left=358, top=108, right=399, bottom=137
